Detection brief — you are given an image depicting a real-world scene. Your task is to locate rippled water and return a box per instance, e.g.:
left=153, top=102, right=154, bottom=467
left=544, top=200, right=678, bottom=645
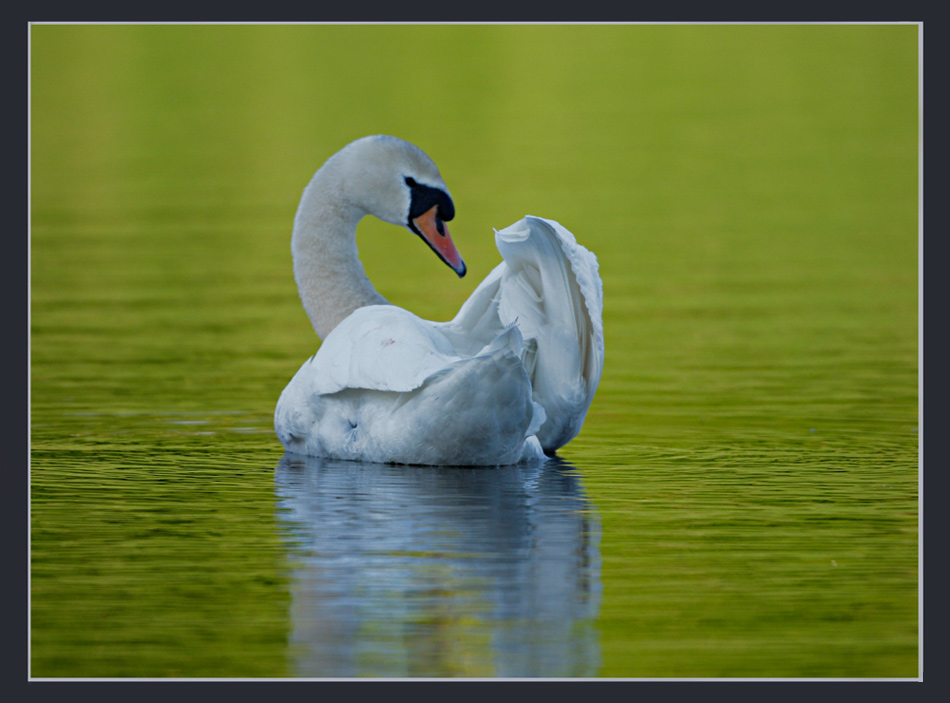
left=30, top=24, right=919, bottom=678
left=276, top=455, right=600, bottom=677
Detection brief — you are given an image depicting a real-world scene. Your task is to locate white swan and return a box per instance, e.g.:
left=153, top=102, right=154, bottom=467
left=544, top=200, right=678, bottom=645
left=274, top=135, right=603, bottom=466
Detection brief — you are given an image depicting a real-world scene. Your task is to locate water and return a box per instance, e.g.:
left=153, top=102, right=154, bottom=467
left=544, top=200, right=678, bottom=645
left=276, top=455, right=600, bottom=677
left=30, top=24, right=919, bottom=678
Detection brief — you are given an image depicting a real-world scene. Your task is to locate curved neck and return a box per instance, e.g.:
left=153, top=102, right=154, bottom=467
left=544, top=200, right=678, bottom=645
left=291, top=167, right=389, bottom=340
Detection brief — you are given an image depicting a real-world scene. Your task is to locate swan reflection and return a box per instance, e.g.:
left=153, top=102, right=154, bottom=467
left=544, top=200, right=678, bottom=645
left=274, top=453, right=601, bottom=678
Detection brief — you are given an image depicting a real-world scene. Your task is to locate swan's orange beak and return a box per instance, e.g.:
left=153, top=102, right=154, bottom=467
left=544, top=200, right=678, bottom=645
left=412, top=206, right=466, bottom=277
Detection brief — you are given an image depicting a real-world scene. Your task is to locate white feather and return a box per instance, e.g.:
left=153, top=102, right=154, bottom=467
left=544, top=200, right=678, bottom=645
left=274, top=136, right=603, bottom=466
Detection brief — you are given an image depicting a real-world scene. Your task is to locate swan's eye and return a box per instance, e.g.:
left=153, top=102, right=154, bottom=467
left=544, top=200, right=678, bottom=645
left=407, top=179, right=455, bottom=224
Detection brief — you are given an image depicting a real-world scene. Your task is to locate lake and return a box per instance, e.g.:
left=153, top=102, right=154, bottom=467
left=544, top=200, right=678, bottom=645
left=29, top=23, right=919, bottom=678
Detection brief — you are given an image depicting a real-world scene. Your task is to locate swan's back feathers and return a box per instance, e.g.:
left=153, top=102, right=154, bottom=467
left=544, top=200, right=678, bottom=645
left=307, top=305, right=460, bottom=395
left=275, top=313, right=547, bottom=466
left=445, top=216, right=604, bottom=452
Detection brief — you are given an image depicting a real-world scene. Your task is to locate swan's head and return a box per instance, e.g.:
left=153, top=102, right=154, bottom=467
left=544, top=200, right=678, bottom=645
left=336, top=135, right=466, bottom=277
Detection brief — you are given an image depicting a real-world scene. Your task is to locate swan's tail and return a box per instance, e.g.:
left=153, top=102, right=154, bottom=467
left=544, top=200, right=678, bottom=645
left=450, top=216, right=604, bottom=453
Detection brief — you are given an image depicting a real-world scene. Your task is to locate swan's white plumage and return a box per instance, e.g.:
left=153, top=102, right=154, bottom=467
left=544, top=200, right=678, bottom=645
left=444, top=216, right=604, bottom=451
left=274, top=136, right=603, bottom=466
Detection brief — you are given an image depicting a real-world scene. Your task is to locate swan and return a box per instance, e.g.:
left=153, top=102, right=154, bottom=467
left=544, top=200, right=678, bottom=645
left=274, top=135, right=603, bottom=466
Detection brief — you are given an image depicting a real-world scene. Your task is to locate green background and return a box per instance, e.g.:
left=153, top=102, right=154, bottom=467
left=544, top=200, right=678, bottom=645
left=30, top=24, right=919, bottom=677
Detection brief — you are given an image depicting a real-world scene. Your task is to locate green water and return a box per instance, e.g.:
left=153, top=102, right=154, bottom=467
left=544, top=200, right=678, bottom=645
left=30, top=24, right=919, bottom=678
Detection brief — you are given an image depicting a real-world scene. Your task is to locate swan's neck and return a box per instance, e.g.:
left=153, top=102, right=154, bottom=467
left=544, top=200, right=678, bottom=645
left=291, top=168, right=389, bottom=340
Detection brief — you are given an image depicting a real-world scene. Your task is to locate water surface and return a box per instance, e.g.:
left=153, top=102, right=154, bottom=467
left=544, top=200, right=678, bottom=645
left=276, top=454, right=600, bottom=677
left=30, top=24, right=919, bottom=678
